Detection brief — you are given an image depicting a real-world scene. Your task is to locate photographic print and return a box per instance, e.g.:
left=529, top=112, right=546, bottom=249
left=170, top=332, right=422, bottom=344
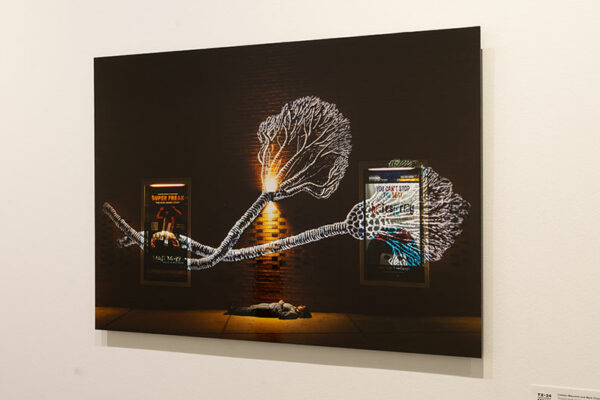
left=95, top=26, right=481, bottom=357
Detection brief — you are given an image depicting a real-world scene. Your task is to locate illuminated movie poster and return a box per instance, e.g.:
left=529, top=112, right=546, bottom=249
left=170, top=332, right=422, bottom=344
left=142, top=182, right=191, bottom=286
left=95, top=27, right=482, bottom=358
left=361, top=164, right=429, bottom=287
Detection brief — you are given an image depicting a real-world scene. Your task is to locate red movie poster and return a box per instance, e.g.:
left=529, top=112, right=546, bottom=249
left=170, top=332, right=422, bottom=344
left=142, top=181, right=191, bottom=286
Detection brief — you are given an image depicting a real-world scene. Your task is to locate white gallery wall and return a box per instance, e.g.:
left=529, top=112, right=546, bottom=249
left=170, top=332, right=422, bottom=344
left=1, top=1, right=599, bottom=399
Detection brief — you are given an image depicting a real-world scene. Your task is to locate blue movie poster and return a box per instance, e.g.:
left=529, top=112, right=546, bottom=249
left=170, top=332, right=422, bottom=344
left=363, top=167, right=427, bottom=285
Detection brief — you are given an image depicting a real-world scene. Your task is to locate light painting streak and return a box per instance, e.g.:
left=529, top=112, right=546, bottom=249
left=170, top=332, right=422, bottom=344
left=105, top=166, right=470, bottom=267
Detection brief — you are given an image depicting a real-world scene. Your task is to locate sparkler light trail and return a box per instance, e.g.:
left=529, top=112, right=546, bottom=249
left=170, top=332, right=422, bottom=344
left=104, top=166, right=469, bottom=267
left=185, top=96, right=351, bottom=270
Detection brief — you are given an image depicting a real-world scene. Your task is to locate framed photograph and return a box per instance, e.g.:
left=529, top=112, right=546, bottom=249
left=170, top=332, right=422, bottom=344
left=95, top=26, right=481, bottom=357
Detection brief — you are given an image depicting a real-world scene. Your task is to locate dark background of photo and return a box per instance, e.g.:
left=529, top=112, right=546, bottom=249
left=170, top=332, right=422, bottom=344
left=95, top=27, right=480, bottom=319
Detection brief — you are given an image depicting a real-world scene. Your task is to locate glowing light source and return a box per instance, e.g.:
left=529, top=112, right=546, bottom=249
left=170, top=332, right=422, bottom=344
left=149, top=183, right=186, bottom=187
left=265, top=201, right=278, bottom=216
left=264, top=175, right=278, bottom=193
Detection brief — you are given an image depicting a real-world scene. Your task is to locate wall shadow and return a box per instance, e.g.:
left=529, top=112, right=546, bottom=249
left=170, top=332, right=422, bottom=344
left=100, top=329, right=483, bottom=377
left=481, top=47, right=494, bottom=379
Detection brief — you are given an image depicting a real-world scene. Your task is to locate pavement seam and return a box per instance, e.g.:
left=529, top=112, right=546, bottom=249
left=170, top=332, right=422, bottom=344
left=220, top=314, right=232, bottom=336
left=100, top=308, right=133, bottom=329
left=345, top=314, right=363, bottom=334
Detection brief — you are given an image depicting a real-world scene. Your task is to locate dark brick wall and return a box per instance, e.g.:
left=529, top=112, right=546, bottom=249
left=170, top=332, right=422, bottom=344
left=231, top=204, right=315, bottom=307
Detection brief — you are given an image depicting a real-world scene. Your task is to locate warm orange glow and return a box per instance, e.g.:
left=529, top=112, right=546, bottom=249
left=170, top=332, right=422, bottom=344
left=149, top=183, right=186, bottom=187
left=265, top=201, right=278, bottom=216
left=264, top=175, right=278, bottom=193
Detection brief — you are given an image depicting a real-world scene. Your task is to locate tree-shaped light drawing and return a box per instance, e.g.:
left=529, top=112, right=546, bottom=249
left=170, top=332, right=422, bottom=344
left=258, top=96, right=352, bottom=200
left=183, top=96, right=351, bottom=270
left=105, top=167, right=469, bottom=265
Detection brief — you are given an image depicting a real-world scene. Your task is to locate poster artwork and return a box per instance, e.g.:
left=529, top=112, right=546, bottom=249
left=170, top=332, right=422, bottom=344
left=142, top=182, right=191, bottom=286
left=363, top=166, right=428, bottom=286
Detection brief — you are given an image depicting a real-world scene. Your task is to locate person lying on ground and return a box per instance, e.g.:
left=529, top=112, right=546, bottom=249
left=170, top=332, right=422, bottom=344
left=227, top=300, right=311, bottom=319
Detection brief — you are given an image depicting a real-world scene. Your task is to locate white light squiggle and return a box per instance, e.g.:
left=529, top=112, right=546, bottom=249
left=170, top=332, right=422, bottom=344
left=258, top=96, right=352, bottom=201
left=105, top=166, right=469, bottom=265
left=127, top=96, right=352, bottom=270
left=345, top=167, right=469, bottom=262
